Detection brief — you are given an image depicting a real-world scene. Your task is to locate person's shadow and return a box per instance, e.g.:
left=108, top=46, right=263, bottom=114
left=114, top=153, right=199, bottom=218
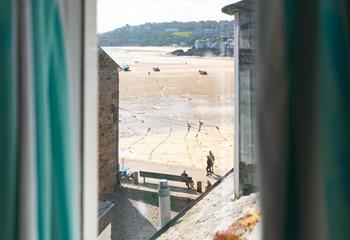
left=208, top=173, right=222, bottom=180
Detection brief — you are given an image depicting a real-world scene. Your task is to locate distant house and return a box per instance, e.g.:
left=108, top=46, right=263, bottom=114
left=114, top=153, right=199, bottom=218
left=165, top=28, right=179, bottom=32
left=204, top=28, right=217, bottom=37
left=194, top=40, right=204, bottom=49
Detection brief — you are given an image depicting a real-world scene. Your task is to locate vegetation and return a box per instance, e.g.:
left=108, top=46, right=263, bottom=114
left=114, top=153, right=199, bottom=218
left=98, top=20, right=234, bottom=47
left=171, top=32, right=192, bottom=38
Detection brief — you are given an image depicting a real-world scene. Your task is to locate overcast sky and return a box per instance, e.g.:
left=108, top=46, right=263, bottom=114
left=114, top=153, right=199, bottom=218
left=97, top=0, right=237, bottom=33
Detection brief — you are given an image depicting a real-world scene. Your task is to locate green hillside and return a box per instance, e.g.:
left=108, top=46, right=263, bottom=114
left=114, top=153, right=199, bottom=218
left=98, top=20, right=234, bottom=47
left=171, top=32, right=192, bottom=38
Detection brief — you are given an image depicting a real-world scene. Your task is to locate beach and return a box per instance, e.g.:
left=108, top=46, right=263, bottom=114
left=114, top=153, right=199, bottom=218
left=104, top=46, right=235, bottom=175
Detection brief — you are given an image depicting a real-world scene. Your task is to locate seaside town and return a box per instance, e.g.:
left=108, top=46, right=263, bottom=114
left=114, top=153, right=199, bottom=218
left=5, top=0, right=348, bottom=240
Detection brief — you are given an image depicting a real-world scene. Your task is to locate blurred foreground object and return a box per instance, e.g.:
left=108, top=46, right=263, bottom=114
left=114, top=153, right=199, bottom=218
left=258, top=0, right=350, bottom=239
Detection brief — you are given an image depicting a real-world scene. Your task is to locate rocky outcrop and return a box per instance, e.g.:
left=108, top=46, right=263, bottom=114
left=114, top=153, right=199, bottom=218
left=170, top=47, right=233, bottom=57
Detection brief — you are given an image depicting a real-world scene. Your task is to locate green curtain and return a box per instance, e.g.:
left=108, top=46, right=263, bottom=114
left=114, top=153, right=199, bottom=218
left=0, top=0, right=78, bottom=239
left=259, top=0, right=350, bottom=239
left=318, top=1, right=350, bottom=238
left=0, top=1, right=18, bottom=239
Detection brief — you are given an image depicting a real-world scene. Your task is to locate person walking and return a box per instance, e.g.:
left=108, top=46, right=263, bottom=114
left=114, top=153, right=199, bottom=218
left=209, top=151, right=215, bottom=174
left=206, top=155, right=212, bottom=176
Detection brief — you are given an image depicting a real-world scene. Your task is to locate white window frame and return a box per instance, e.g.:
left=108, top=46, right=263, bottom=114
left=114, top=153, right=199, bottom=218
left=82, top=0, right=98, bottom=239
left=64, top=0, right=98, bottom=239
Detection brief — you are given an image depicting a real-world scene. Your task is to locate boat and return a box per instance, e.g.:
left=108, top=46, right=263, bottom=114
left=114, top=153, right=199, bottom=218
left=122, top=64, right=130, bottom=71
left=199, top=70, right=208, bottom=75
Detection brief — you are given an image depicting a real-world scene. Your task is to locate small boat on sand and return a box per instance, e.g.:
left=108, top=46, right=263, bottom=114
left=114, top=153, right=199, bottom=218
left=199, top=70, right=208, bottom=75
left=122, top=64, right=130, bottom=71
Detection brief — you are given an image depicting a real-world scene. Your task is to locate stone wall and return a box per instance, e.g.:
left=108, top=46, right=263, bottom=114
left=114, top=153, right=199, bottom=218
left=237, top=0, right=258, bottom=195
left=99, top=48, right=120, bottom=198
left=223, top=0, right=258, bottom=195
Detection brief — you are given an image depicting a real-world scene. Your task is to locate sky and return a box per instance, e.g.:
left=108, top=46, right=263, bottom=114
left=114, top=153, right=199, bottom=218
left=97, top=0, right=237, bottom=33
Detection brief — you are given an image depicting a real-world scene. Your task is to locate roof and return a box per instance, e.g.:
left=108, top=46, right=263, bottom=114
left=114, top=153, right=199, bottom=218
left=150, top=170, right=234, bottom=239
left=222, top=0, right=255, bottom=16
left=151, top=170, right=261, bottom=239
left=98, top=47, right=122, bottom=69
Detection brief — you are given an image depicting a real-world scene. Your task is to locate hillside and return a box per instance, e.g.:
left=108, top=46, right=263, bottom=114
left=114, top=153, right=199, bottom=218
left=98, top=21, right=234, bottom=47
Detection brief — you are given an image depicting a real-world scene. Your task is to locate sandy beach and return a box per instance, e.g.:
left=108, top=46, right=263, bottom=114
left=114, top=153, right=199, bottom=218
left=104, top=46, right=234, bottom=175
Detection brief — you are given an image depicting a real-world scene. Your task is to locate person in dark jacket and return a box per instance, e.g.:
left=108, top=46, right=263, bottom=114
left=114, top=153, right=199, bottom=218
left=181, top=170, right=193, bottom=188
left=181, top=170, right=188, bottom=178
left=206, top=155, right=212, bottom=175
left=209, top=151, right=215, bottom=174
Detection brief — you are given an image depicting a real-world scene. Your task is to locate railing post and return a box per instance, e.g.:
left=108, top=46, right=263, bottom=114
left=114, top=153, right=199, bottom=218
left=158, top=179, right=171, bottom=228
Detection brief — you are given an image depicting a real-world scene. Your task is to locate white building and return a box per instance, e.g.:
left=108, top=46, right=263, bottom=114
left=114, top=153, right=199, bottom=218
left=194, top=40, right=204, bottom=49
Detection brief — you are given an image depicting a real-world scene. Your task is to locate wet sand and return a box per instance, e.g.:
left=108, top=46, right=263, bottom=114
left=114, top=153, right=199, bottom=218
left=104, top=47, right=234, bottom=174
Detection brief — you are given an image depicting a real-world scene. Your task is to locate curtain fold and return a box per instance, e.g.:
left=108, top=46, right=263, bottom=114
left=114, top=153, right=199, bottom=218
left=258, top=0, right=350, bottom=239
left=18, top=0, right=38, bottom=239
left=319, top=1, right=350, bottom=239
left=0, top=1, right=18, bottom=239
left=0, top=0, right=78, bottom=239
